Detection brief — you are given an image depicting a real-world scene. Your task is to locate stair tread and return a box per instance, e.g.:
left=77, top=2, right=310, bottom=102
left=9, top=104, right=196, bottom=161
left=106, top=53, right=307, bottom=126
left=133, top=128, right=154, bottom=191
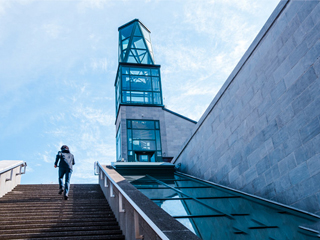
left=0, top=184, right=124, bottom=239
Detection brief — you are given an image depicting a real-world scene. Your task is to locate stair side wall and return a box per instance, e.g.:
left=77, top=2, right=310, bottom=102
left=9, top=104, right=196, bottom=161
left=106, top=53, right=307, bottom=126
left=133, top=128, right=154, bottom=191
left=0, top=165, right=22, bottom=197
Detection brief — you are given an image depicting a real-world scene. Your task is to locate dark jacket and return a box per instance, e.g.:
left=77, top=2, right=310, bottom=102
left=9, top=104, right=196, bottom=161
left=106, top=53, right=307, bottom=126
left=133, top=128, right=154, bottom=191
left=55, top=150, right=75, bottom=170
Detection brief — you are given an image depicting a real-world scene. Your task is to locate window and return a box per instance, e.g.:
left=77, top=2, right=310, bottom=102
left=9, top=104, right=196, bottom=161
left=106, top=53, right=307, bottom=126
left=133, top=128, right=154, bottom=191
left=116, top=126, right=121, bottom=161
left=127, top=120, right=162, bottom=162
left=116, top=65, right=163, bottom=113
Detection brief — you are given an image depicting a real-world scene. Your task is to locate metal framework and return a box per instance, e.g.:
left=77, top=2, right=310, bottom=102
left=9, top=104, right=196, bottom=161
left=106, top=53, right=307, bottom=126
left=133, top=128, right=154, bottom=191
left=124, top=171, right=320, bottom=239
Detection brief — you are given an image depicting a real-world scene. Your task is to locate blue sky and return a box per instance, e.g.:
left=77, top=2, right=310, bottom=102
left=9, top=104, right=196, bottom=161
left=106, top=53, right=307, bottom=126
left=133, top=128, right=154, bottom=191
left=0, top=0, right=279, bottom=184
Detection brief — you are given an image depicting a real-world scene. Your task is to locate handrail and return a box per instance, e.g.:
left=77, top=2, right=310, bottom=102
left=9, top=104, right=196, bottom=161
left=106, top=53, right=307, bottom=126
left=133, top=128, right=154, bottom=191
left=0, top=161, right=27, bottom=175
left=95, top=161, right=169, bottom=240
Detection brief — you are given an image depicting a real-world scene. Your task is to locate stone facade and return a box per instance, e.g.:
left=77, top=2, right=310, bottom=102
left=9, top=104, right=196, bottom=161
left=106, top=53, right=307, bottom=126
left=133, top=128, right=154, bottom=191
left=116, top=105, right=196, bottom=161
left=174, top=0, right=320, bottom=215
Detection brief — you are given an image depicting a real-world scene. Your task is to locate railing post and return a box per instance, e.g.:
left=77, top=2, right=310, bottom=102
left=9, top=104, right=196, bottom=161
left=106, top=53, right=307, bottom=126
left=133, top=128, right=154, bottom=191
left=134, top=210, right=144, bottom=239
left=5, top=169, right=13, bottom=182
left=16, top=164, right=26, bottom=176
left=119, top=192, right=125, bottom=213
left=94, top=161, right=99, bottom=175
left=110, top=182, right=115, bottom=198
left=100, top=170, right=103, bottom=180
left=104, top=175, right=108, bottom=187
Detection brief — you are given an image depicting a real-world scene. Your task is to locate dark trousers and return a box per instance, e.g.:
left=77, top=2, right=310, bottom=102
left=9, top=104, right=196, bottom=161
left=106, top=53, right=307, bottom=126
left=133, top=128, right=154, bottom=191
left=58, top=167, right=72, bottom=197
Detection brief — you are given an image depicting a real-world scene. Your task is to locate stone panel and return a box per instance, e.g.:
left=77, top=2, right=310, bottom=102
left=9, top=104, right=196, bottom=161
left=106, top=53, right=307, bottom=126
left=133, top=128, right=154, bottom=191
left=174, top=0, right=320, bottom=215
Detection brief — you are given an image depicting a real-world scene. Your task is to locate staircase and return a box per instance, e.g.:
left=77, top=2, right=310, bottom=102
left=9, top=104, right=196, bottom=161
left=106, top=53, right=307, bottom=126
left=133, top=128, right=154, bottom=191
left=0, top=184, right=125, bottom=239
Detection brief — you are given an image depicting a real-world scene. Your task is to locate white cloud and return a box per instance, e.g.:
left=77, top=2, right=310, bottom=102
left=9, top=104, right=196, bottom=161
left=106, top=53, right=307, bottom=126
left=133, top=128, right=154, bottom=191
left=26, top=165, right=34, bottom=172
left=0, top=0, right=8, bottom=16
left=42, top=23, right=64, bottom=39
left=77, top=0, right=113, bottom=11
left=90, top=58, right=108, bottom=72
left=73, top=105, right=114, bottom=126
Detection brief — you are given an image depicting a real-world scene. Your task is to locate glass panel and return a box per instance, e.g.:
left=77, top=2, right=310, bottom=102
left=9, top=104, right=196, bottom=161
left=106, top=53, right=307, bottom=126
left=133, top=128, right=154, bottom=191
left=174, top=180, right=210, bottom=188
left=122, top=91, right=130, bottom=102
left=128, top=51, right=138, bottom=63
left=134, top=25, right=142, bottom=36
left=122, top=76, right=130, bottom=90
left=145, top=92, right=152, bottom=103
left=133, top=130, right=155, bottom=140
left=177, top=186, right=233, bottom=198
left=155, top=130, right=161, bottom=149
left=176, top=217, right=233, bottom=240
left=140, top=155, right=149, bottom=162
left=132, top=140, right=156, bottom=150
left=142, top=54, right=152, bottom=64
left=116, top=80, right=120, bottom=101
left=132, top=37, right=146, bottom=49
left=141, top=25, right=151, bottom=42
left=122, top=38, right=129, bottom=50
left=157, top=151, right=162, bottom=156
left=153, top=92, right=161, bottom=104
left=127, top=120, right=132, bottom=129
left=131, top=76, right=152, bottom=91
left=137, top=50, right=146, bottom=62
left=131, top=180, right=160, bottom=187
left=138, top=188, right=179, bottom=199
left=145, top=40, right=153, bottom=53
left=155, top=121, right=159, bottom=129
left=132, top=120, right=155, bottom=129
left=116, top=126, right=121, bottom=161
left=152, top=77, right=160, bottom=91
left=160, top=198, right=218, bottom=217
left=127, top=129, right=132, bottom=150
left=124, top=175, right=151, bottom=182
left=120, top=24, right=133, bottom=40
left=150, top=154, right=155, bottom=162
left=151, top=69, right=159, bottom=76
left=131, top=91, right=145, bottom=103
left=122, top=50, right=127, bottom=60
left=175, top=218, right=197, bottom=235
left=130, top=68, right=150, bottom=76
left=118, top=44, right=121, bottom=61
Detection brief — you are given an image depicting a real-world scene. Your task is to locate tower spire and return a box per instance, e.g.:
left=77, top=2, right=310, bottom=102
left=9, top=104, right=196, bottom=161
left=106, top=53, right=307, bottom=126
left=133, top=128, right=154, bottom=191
left=118, top=19, right=154, bottom=64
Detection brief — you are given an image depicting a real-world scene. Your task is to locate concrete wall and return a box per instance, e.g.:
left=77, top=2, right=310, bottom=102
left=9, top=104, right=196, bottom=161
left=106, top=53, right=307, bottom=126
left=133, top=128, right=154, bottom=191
left=174, top=0, right=320, bottom=215
left=116, top=105, right=196, bottom=161
left=0, top=160, right=25, bottom=197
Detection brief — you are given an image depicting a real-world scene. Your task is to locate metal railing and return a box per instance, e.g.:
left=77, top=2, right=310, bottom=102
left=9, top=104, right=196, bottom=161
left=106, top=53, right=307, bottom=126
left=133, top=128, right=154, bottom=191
left=0, top=161, right=27, bottom=182
left=0, top=161, right=27, bottom=198
left=94, top=161, right=169, bottom=240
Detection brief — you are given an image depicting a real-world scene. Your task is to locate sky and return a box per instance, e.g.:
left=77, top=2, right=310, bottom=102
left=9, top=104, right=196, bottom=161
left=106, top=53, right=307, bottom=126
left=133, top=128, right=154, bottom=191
left=0, top=0, right=280, bottom=184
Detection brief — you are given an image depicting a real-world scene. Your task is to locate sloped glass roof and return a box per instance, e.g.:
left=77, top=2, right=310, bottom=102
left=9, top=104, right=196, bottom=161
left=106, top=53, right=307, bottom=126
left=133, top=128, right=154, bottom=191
left=123, top=172, right=320, bottom=240
left=118, top=19, right=154, bottom=64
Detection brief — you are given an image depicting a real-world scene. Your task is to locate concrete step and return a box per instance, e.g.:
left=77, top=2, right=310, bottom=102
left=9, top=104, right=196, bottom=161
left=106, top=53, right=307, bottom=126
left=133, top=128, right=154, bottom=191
left=0, top=229, right=124, bottom=239
left=0, top=218, right=119, bottom=225
left=0, top=206, right=112, bottom=213
left=0, top=225, right=121, bottom=234
left=0, top=221, right=119, bottom=230
left=25, top=235, right=125, bottom=240
left=0, top=184, right=125, bottom=239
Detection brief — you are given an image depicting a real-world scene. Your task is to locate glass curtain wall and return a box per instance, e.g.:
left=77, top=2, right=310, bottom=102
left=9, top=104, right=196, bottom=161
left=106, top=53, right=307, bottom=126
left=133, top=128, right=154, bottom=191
left=118, top=20, right=154, bottom=64
left=127, top=119, right=162, bottom=162
left=116, top=126, right=121, bottom=161
left=115, top=65, right=162, bottom=113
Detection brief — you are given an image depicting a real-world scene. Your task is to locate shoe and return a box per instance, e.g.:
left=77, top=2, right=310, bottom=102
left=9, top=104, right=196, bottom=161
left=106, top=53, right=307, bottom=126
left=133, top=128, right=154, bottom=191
left=64, top=196, right=69, bottom=200
left=58, top=189, right=63, bottom=195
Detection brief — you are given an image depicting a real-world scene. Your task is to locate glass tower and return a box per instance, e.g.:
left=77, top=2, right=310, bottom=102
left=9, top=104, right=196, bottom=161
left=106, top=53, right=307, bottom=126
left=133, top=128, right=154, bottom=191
left=115, top=19, right=163, bottom=114
left=115, top=19, right=163, bottom=162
